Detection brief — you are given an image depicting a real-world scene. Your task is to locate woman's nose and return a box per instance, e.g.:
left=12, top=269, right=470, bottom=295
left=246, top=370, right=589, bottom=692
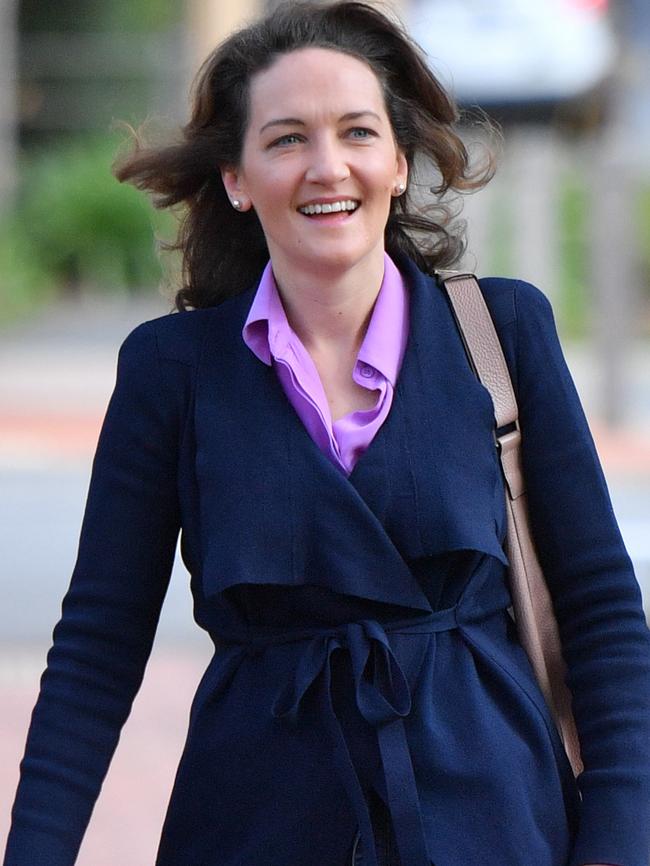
left=304, top=137, right=350, bottom=185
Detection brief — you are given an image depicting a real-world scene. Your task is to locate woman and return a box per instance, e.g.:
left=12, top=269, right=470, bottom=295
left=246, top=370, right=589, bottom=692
left=4, top=2, right=650, bottom=865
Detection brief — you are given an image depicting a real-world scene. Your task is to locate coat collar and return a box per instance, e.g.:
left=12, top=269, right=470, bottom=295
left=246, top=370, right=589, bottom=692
left=192, top=256, right=506, bottom=613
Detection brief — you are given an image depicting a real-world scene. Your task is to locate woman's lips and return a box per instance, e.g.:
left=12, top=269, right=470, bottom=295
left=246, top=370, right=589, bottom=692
left=298, top=204, right=360, bottom=224
left=297, top=199, right=360, bottom=216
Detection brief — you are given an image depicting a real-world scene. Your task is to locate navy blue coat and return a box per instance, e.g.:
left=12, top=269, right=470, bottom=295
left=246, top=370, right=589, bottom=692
left=4, top=257, right=650, bottom=866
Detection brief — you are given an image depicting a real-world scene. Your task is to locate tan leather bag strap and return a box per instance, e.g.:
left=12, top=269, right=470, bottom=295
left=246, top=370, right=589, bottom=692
left=439, top=271, right=583, bottom=777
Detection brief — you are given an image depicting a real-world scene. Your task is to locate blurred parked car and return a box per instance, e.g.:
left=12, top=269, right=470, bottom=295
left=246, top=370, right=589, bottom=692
left=409, top=0, right=618, bottom=128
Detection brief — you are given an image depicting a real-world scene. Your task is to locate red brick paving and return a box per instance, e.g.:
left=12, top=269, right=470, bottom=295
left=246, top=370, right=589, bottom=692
left=589, top=421, right=650, bottom=477
left=0, top=413, right=103, bottom=460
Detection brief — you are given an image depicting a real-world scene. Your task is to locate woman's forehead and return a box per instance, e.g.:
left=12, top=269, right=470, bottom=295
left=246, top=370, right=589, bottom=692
left=247, top=47, right=387, bottom=121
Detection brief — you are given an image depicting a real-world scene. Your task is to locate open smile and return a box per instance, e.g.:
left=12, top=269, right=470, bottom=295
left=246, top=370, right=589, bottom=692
left=297, top=199, right=360, bottom=217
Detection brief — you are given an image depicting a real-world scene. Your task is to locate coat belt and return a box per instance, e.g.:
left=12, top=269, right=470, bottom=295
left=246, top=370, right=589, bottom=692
left=214, top=581, right=510, bottom=866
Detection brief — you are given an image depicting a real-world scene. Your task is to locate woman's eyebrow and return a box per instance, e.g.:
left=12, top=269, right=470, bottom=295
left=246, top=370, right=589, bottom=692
left=259, top=117, right=305, bottom=135
left=259, top=110, right=381, bottom=135
left=340, top=110, right=381, bottom=123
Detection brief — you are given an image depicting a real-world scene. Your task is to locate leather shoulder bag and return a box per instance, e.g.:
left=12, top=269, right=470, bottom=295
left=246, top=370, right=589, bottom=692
left=438, top=270, right=583, bottom=778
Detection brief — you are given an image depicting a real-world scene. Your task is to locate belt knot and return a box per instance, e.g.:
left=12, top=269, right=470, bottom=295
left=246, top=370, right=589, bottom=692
left=270, top=617, right=410, bottom=727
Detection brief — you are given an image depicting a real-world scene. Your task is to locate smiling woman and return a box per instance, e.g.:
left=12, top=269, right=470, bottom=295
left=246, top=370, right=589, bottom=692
left=3, top=3, right=650, bottom=866
left=110, top=1, right=492, bottom=312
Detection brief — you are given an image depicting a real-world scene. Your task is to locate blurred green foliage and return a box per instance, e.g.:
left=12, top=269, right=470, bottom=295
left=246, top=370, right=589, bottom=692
left=0, top=218, right=55, bottom=322
left=20, top=0, right=180, bottom=32
left=0, top=135, right=177, bottom=325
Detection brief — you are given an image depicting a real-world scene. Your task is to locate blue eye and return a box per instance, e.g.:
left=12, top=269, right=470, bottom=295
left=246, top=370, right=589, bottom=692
left=271, top=134, right=302, bottom=147
left=348, top=128, right=375, bottom=139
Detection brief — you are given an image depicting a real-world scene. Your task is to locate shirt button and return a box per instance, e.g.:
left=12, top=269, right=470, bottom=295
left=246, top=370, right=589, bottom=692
left=360, top=364, right=374, bottom=378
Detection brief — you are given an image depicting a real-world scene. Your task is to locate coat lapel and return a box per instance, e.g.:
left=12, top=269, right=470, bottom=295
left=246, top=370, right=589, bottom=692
left=192, top=257, right=506, bottom=614
left=193, top=286, right=433, bottom=614
left=348, top=256, right=508, bottom=566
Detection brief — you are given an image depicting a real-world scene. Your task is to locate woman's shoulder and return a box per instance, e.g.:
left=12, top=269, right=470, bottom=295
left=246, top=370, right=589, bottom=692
left=119, top=297, right=246, bottom=368
left=471, top=275, right=562, bottom=396
left=477, top=275, right=555, bottom=333
left=123, top=307, right=215, bottom=364
left=477, top=276, right=559, bottom=357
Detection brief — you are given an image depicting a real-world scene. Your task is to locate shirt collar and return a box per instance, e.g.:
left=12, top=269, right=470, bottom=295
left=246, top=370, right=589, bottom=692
left=356, top=252, right=409, bottom=388
left=242, top=253, right=409, bottom=386
left=241, top=260, right=283, bottom=366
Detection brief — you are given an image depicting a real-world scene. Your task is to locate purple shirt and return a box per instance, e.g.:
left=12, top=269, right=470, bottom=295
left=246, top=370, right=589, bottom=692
left=242, top=253, right=409, bottom=475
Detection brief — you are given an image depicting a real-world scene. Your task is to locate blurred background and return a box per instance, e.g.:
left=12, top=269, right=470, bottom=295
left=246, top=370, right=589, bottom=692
left=1, top=0, right=649, bottom=862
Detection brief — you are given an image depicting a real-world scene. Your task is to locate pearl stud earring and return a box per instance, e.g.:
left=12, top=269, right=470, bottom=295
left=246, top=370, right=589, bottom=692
left=394, top=183, right=406, bottom=195
left=232, top=199, right=242, bottom=210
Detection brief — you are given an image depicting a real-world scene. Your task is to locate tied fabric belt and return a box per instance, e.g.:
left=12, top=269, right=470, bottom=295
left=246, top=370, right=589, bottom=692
left=215, top=584, right=509, bottom=866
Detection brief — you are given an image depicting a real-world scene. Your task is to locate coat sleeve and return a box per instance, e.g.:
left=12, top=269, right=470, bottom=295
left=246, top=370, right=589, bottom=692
left=500, top=280, right=650, bottom=866
left=3, top=320, right=181, bottom=866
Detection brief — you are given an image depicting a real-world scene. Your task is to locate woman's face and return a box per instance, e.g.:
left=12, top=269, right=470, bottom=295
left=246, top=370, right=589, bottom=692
left=221, top=47, right=408, bottom=280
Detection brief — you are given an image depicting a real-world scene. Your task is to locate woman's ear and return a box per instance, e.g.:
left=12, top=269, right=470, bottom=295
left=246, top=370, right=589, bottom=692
left=394, top=149, right=408, bottom=195
left=220, top=166, right=252, bottom=211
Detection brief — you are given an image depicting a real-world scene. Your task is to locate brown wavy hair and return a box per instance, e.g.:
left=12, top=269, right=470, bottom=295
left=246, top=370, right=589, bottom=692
left=113, top=0, right=495, bottom=310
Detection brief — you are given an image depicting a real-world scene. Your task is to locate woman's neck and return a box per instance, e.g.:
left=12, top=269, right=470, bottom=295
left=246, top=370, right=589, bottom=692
left=270, top=249, right=386, bottom=356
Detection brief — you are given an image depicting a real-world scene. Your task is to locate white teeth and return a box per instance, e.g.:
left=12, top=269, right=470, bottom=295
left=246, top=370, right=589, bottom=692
left=298, top=200, right=358, bottom=216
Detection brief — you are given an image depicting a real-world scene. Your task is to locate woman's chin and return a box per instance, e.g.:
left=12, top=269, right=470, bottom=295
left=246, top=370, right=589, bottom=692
left=282, top=242, right=384, bottom=279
